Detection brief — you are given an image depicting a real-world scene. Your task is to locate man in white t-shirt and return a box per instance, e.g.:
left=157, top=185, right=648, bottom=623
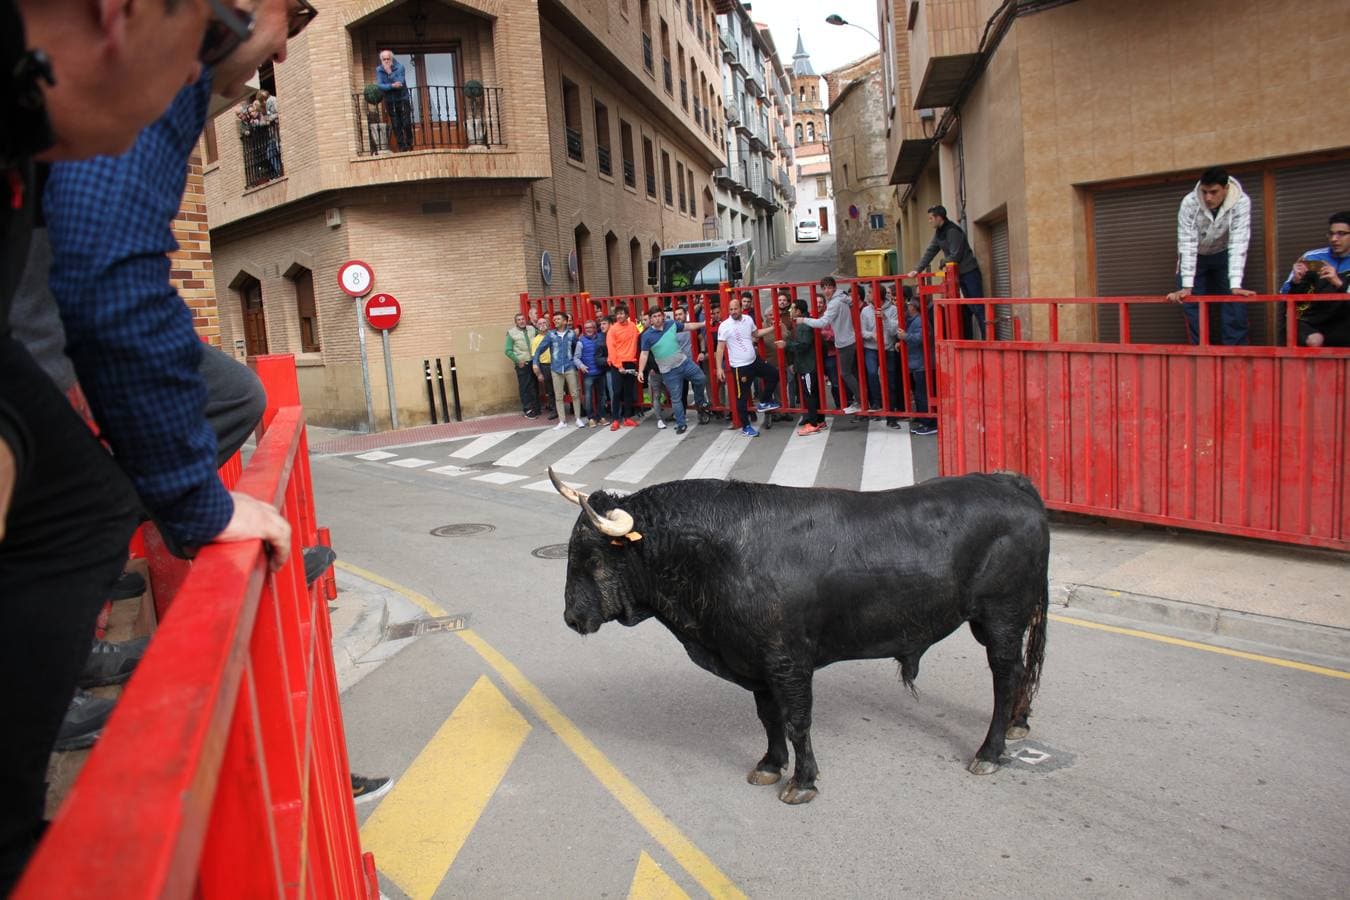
left=714, top=298, right=784, bottom=437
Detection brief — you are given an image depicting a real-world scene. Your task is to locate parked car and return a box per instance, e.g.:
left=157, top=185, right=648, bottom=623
left=795, top=220, right=821, bottom=242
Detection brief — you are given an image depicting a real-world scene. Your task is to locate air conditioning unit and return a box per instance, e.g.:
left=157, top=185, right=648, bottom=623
left=325, top=208, right=343, bottom=229
left=918, top=107, right=936, bottom=121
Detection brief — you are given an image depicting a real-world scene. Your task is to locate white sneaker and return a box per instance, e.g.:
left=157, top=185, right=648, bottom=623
left=841, top=404, right=861, bottom=415
left=553, top=421, right=567, bottom=431
left=656, top=417, right=667, bottom=429
left=576, top=419, right=586, bottom=428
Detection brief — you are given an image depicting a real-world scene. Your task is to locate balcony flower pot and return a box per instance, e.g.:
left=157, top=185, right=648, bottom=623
left=463, top=80, right=486, bottom=145
left=363, top=83, right=384, bottom=106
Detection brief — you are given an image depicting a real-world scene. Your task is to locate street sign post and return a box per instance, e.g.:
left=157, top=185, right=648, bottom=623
left=364, top=293, right=403, bottom=429
left=337, top=260, right=376, bottom=432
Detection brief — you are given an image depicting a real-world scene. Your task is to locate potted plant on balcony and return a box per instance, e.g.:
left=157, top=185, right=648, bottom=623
left=362, top=83, right=389, bottom=153
left=463, top=79, right=486, bottom=146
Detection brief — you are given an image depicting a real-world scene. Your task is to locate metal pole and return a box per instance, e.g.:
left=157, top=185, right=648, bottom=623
left=381, top=329, right=399, bottom=430
left=356, top=298, right=375, bottom=432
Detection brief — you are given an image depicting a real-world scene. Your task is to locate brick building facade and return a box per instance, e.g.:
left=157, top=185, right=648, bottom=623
left=203, top=0, right=722, bottom=429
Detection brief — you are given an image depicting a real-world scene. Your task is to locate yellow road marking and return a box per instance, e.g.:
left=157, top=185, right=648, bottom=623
left=358, top=676, right=531, bottom=900
left=1049, top=613, right=1350, bottom=679
left=629, top=851, right=692, bottom=900
left=335, top=561, right=747, bottom=899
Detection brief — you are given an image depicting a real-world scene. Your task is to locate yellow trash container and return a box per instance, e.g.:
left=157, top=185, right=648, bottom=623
left=854, top=249, right=892, bottom=277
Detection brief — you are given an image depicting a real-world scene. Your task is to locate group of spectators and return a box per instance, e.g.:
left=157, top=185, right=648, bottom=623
left=236, top=88, right=282, bottom=184
left=504, top=273, right=939, bottom=438
left=1, top=1, right=386, bottom=892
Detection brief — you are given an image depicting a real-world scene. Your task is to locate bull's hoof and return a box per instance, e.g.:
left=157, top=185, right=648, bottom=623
left=968, top=758, right=1000, bottom=776
left=1006, top=724, right=1030, bottom=741
left=747, top=767, right=782, bottom=786
left=778, top=781, right=818, bottom=804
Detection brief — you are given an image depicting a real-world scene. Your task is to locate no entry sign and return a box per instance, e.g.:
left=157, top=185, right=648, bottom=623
left=364, top=292, right=402, bottom=330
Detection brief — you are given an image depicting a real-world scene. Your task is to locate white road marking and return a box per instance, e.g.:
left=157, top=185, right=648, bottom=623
left=427, top=464, right=472, bottom=477
left=683, top=428, right=752, bottom=481
left=860, top=419, right=914, bottom=491
left=523, top=478, right=585, bottom=493
left=493, top=427, right=575, bottom=468
left=355, top=450, right=398, bottom=461
left=387, top=458, right=435, bottom=468
left=551, top=425, right=631, bottom=475
left=608, top=424, right=696, bottom=484
left=473, top=471, right=530, bottom=485
left=768, top=426, right=829, bottom=487
left=450, top=432, right=515, bottom=459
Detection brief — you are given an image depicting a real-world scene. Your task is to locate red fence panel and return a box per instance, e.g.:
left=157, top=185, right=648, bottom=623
left=17, top=357, right=376, bottom=898
left=936, top=297, right=1350, bottom=550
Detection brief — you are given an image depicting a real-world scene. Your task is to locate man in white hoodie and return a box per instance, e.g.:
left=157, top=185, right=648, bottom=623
left=1165, top=166, right=1256, bottom=345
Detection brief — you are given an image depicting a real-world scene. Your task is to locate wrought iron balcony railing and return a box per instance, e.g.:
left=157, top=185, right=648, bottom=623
left=351, top=85, right=503, bottom=155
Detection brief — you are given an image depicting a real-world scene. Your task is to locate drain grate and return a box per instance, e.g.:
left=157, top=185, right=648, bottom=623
left=385, top=614, right=468, bottom=640
left=429, top=523, right=496, bottom=538
left=531, top=543, right=570, bottom=560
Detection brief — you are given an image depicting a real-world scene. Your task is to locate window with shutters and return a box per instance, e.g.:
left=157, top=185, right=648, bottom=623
left=289, top=266, right=320, bottom=353
left=1091, top=155, right=1350, bottom=344
left=989, top=218, right=1013, bottom=340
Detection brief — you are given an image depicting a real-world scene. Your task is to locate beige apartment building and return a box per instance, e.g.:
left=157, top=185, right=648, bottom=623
left=877, top=0, right=1350, bottom=342
left=824, top=52, right=903, bottom=275
left=204, top=0, right=724, bottom=429
left=788, top=35, right=833, bottom=238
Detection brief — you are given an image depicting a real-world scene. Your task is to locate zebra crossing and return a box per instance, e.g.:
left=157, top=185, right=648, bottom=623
left=347, top=415, right=938, bottom=494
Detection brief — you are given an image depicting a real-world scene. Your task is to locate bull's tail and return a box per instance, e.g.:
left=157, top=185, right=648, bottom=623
left=1010, top=579, right=1048, bottom=722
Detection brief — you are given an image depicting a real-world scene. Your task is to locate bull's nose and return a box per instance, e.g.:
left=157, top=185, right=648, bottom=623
left=563, top=609, right=579, bottom=631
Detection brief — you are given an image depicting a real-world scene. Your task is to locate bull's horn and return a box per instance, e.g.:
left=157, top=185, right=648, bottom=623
left=580, top=496, right=635, bottom=537
left=549, top=467, right=635, bottom=536
left=548, top=466, right=585, bottom=505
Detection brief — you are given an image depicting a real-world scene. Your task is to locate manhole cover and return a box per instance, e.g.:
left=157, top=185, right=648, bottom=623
left=385, top=614, right=468, bottom=640
left=532, top=543, right=570, bottom=559
left=430, top=523, right=496, bottom=538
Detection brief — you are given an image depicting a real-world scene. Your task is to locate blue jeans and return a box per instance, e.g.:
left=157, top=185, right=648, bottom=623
left=864, top=348, right=903, bottom=413
left=660, top=359, right=709, bottom=426
left=958, top=268, right=985, bottom=339
left=1180, top=250, right=1248, bottom=345
left=583, top=372, right=605, bottom=420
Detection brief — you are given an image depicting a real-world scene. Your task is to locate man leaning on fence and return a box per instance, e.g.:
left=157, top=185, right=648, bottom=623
left=906, top=205, right=984, bottom=340
left=1280, top=211, right=1350, bottom=348
left=1165, top=166, right=1256, bottom=345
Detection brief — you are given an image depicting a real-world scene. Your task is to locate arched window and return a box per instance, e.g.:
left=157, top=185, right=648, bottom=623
left=806, top=122, right=815, bottom=142
left=285, top=264, right=320, bottom=353
left=794, top=123, right=803, bottom=143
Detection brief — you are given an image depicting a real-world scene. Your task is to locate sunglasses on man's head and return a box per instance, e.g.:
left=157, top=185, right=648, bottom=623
left=288, top=0, right=319, bottom=38
left=200, top=0, right=319, bottom=66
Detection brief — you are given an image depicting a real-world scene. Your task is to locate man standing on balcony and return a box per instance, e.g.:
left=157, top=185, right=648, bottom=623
left=376, top=49, right=413, bottom=152
left=1165, top=167, right=1256, bottom=345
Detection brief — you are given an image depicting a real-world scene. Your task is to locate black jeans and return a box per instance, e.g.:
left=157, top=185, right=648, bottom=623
left=0, top=339, right=141, bottom=895
left=958, top=268, right=985, bottom=340
left=385, top=96, right=414, bottom=151
left=799, top=372, right=823, bottom=426
left=608, top=367, right=638, bottom=419
left=514, top=364, right=539, bottom=414
left=731, top=358, right=778, bottom=425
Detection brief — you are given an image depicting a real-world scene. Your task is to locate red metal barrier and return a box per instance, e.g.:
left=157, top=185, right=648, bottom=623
left=17, top=356, right=377, bottom=898
left=934, top=293, right=1350, bottom=551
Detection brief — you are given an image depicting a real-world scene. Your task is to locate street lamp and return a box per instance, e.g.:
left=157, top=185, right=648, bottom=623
left=825, top=13, right=879, bottom=43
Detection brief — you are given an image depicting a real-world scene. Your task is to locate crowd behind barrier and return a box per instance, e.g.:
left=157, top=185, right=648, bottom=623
left=17, top=357, right=377, bottom=899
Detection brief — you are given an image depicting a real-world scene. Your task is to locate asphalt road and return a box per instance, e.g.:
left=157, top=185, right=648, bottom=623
left=317, top=413, right=1350, bottom=899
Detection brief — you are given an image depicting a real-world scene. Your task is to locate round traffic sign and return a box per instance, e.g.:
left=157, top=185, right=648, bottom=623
left=567, top=249, right=578, bottom=281
left=540, top=251, right=553, bottom=286
left=364, top=292, right=402, bottom=330
left=338, top=260, right=374, bottom=297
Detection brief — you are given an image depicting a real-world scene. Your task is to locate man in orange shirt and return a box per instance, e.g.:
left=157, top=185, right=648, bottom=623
left=606, top=304, right=640, bottom=431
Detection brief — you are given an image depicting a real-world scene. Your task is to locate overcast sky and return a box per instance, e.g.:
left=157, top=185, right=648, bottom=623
left=749, top=0, right=883, bottom=95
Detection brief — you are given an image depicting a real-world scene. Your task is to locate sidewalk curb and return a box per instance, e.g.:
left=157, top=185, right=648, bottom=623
left=1057, top=583, right=1350, bottom=664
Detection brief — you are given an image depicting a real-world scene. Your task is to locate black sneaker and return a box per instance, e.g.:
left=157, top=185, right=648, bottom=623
left=675, top=424, right=687, bottom=435
left=886, top=419, right=903, bottom=429
left=80, top=636, right=149, bottom=688
left=55, top=690, right=114, bottom=751
left=303, top=545, right=337, bottom=587
left=351, top=773, right=394, bottom=805
left=911, top=421, right=937, bottom=435
left=108, top=570, right=146, bottom=601
left=524, top=410, right=539, bottom=419
left=546, top=410, right=558, bottom=420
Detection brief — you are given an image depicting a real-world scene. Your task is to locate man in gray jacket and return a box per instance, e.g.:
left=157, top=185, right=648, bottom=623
left=1164, top=166, right=1255, bottom=345
left=906, top=205, right=984, bottom=339
left=801, top=275, right=862, bottom=414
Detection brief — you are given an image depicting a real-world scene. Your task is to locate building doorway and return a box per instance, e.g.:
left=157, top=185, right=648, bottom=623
left=387, top=48, right=464, bottom=148
left=237, top=275, right=268, bottom=356
left=818, top=207, right=830, bottom=232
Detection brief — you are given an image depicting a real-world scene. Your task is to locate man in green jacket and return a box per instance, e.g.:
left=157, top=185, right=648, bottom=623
left=785, top=300, right=826, bottom=435
left=504, top=313, right=539, bottom=417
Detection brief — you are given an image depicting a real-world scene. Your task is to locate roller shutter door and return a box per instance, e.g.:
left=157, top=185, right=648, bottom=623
left=1093, top=177, right=1268, bottom=344
left=990, top=219, right=1014, bottom=339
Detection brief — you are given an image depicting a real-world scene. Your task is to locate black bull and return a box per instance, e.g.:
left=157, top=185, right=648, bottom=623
left=548, top=469, right=1050, bottom=805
